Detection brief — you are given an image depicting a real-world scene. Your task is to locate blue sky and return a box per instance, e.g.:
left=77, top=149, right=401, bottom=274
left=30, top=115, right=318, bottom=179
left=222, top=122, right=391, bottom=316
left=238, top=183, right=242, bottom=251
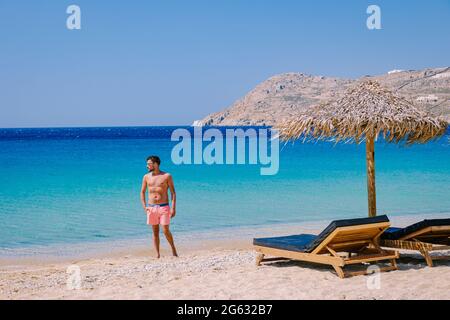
left=0, top=0, right=449, bottom=128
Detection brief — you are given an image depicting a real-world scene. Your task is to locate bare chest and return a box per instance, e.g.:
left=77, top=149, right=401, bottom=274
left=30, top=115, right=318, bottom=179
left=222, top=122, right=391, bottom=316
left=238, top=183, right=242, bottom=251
left=147, top=175, right=168, bottom=190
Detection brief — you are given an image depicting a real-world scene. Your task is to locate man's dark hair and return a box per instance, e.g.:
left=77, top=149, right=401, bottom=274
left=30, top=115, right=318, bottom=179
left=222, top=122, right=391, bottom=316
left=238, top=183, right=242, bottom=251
left=146, top=155, right=161, bottom=165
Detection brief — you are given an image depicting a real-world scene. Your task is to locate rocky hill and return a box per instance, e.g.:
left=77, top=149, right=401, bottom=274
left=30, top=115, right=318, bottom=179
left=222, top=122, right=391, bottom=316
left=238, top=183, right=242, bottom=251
left=198, top=67, right=450, bottom=126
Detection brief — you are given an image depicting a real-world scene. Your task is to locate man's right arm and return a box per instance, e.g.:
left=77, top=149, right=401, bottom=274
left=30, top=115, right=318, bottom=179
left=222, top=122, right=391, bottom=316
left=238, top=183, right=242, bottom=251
left=140, top=175, right=147, bottom=211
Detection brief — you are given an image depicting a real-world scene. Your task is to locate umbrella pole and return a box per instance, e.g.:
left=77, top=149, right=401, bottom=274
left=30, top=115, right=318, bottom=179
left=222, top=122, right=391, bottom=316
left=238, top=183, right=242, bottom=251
left=366, top=134, right=377, bottom=217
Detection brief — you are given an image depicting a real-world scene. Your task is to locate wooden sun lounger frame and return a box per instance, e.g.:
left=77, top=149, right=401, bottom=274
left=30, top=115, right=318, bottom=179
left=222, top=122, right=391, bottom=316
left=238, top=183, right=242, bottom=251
left=380, top=226, right=450, bottom=267
left=254, top=222, right=399, bottom=279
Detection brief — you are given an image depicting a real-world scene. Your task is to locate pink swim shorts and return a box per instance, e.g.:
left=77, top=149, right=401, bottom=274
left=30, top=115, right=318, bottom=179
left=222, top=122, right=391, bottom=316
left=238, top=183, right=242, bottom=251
left=146, top=204, right=171, bottom=226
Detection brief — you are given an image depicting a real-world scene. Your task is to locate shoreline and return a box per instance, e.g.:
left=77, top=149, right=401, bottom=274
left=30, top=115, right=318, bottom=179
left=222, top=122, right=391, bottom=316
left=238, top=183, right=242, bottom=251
left=1, top=212, right=449, bottom=300
left=1, top=212, right=448, bottom=267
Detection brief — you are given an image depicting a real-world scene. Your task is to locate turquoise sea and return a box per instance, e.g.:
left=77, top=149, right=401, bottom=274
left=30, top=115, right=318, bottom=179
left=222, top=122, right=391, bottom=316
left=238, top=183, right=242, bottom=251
left=0, top=126, right=449, bottom=257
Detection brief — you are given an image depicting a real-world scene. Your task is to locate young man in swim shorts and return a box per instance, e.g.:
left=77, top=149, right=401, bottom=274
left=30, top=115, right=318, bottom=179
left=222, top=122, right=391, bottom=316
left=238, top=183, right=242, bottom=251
left=140, top=155, right=178, bottom=258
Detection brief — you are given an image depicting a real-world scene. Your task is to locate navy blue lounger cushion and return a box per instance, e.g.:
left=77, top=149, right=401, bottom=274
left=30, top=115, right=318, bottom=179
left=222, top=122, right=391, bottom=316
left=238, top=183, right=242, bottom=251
left=253, top=234, right=318, bottom=253
left=253, top=215, right=389, bottom=253
left=381, top=218, right=450, bottom=240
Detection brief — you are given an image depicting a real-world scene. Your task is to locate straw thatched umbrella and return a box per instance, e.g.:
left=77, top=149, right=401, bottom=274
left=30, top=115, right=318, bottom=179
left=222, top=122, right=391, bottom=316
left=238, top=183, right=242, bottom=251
left=275, top=80, right=448, bottom=217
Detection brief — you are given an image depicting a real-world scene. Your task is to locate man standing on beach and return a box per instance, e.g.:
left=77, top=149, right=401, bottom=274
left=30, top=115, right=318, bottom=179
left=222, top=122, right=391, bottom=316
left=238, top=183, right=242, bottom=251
left=140, top=155, right=178, bottom=258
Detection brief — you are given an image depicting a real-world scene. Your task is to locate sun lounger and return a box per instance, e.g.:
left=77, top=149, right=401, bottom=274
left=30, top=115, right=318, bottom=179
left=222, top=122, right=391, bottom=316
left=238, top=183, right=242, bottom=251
left=380, top=218, right=450, bottom=267
left=253, top=215, right=398, bottom=278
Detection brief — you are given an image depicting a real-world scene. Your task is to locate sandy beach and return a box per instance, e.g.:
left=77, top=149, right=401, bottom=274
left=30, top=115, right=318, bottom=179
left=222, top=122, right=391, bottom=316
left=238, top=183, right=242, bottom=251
left=1, top=215, right=449, bottom=300
left=1, top=245, right=449, bottom=300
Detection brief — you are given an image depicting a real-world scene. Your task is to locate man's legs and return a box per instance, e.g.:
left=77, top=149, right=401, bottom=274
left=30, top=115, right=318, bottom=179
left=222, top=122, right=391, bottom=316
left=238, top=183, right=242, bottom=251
left=162, top=225, right=178, bottom=257
left=152, top=225, right=160, bottom=258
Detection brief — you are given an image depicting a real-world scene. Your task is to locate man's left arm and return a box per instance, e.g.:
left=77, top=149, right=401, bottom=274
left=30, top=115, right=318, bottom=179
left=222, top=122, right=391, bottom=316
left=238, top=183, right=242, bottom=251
left=168, top=174, right=176, bottom=218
